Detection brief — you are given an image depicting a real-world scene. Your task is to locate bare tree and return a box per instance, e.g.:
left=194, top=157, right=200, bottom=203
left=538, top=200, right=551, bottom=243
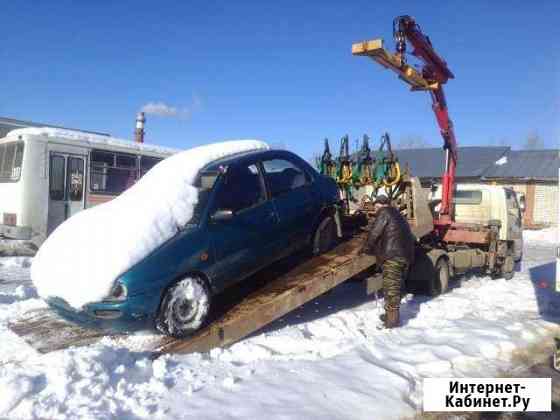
left=523, top=131, right=544, bottom=149
left=396, top=135, right=429, bottom=149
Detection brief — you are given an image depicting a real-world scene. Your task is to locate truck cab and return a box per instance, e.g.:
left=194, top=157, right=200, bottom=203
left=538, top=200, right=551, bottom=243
left=432, top=184, right=524, bottom=261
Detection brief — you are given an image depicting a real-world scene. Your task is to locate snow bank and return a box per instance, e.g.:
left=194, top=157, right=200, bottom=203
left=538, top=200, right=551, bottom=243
left=31, top=140, right=268, bottom=309
left=2, top=244, right=560, bottom=419
left=523, top=227, right=558, bottom=245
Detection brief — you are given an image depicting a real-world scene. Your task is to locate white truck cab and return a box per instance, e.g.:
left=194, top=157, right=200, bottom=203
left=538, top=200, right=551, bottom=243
left=432, top=183, right=524, bottom=262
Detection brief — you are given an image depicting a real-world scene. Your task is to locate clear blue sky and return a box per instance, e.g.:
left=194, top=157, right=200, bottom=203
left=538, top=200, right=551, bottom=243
left=2, top=1, right=558, bottom=158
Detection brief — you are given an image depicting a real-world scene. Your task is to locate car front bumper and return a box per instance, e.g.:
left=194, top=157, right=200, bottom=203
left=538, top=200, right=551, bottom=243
left=47, top=290, right=162, bottom=333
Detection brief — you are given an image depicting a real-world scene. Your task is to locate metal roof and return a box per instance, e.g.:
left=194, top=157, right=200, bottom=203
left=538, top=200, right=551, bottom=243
left=350, top=146, right=558, bottom=180
left=0, top=116, right=110, bottom=139
left=483, top=149, right=560, bottom=180
left=393, top=146, right=510, bottom=179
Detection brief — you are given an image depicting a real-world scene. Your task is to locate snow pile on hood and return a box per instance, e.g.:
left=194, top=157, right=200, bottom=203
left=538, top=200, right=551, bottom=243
left=523, top=227, right=558, bottom=245
left=31, top=140, right=269, bottom=309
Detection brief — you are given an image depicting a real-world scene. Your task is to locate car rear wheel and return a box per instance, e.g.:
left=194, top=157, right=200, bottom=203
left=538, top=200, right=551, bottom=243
left=156, top=276, right=211, bottom=337
left=311, top=215, right=337, bottom=256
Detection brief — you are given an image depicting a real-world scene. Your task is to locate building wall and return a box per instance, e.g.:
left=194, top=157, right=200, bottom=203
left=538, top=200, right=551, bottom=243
left=533, top=183, right=558, bottom=226
left=475, top=180, right=557, bottom=228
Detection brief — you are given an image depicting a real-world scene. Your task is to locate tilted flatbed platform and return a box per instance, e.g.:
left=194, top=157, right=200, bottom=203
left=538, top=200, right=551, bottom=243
left=8, top=232, right=377, bottom=355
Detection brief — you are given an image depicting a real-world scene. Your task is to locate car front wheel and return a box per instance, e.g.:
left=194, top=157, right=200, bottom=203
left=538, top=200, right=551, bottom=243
left=156, top=275, right=211, bottom=337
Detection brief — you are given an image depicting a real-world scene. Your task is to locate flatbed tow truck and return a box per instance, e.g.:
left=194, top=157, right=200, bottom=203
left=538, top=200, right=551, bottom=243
left=8, top=16, right=520, bottom=355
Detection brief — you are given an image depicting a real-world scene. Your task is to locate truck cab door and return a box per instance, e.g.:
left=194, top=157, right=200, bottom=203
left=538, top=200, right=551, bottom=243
left=505, top=189, right=523, bottom=261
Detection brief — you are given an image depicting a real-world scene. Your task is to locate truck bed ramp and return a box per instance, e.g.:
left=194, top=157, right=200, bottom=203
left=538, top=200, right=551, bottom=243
left=8, top=307, right=114, bottom=353
left=154, top=234, right=375, bottom=355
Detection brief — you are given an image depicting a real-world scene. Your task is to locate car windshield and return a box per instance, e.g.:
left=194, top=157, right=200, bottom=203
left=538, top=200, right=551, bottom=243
left=190, top=171, right=219, bottom=224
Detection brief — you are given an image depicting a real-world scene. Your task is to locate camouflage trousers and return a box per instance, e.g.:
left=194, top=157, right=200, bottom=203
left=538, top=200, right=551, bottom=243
left=382, top=257, right=409, bottom=311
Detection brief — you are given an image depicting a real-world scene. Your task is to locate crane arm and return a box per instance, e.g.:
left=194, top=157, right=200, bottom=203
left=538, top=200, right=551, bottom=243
left=352, top=15, right=458, bottom=223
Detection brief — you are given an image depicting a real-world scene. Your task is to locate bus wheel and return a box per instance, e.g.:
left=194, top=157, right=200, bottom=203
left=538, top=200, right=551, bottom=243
left=156, top=276, right=211, bottom=338
left=430, top=258, right=450, bottom=296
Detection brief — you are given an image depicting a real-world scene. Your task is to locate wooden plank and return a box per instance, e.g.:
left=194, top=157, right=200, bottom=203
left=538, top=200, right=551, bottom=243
left=155, top=234, right=375, bottom=355
left=352, top=38, right=438, bottom=91
left=8, top=308, right=109, bottom=353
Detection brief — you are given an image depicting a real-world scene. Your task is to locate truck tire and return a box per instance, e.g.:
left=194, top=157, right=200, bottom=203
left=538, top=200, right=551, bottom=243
left=311, top=215, right=337, bottom=256
left=501, top=252, right=515, bottom=280
left=156, top=275, right=211, bottom=338
left=430, top=258, right=450, bottom=296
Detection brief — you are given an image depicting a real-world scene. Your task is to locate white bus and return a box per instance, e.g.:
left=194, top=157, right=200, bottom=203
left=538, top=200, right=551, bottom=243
left=0, top=127, right=178, bottom=254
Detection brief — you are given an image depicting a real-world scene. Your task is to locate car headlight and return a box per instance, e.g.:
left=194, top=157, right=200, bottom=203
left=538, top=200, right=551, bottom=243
left=104, top=282, right=128, bottom=302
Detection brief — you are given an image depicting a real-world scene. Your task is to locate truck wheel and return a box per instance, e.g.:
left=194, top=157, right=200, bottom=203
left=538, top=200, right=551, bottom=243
left=501, top=253, right=515, bottom=280
left=156, top=276, right=211, bottom=338
left=311, top=215, right=336, bottom=256
left=430, top=258, right=450, bottom=296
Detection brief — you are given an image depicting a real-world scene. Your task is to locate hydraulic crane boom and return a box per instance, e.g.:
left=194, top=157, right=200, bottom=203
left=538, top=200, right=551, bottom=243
left=352, top=15, right=458, bottom=224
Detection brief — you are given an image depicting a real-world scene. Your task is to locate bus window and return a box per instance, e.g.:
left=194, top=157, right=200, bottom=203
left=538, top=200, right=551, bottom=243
left=90, top=150, right=139, bottom=194
left=0, top=142, right=24, bottom=182
left=49, top=155, right=65, bottom=200
left=140, top=156, right=161, bottom=177
left=90, top=150, right=112, bottom=192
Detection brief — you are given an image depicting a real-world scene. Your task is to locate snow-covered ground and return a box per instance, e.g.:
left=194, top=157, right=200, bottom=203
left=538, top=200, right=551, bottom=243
left=0, top=230, right=558, bottom=419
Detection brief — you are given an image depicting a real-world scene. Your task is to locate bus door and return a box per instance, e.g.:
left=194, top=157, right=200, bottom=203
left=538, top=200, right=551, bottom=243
left=47, top=153, right=86, bottom=235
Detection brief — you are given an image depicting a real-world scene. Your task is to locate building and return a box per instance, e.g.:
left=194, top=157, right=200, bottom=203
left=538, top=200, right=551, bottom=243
left=394, top=146, right=559, bottom=228
left=0, top=116, right=109, bottom=139
left=482, top=150, right=559, bottom=228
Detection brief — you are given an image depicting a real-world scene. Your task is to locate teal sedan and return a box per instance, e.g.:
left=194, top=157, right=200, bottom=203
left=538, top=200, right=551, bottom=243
left=49, top=149, right=340, bottom=337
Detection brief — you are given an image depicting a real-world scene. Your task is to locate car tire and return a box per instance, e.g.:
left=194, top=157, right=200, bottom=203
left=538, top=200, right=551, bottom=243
left=311, top=215, right=337, bottom=256
left=429, top=258, right=450, bottom=296
left=156, top=275, right=211, bottom=338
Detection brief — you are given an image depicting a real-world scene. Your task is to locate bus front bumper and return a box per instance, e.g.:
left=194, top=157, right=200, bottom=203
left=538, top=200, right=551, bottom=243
left=0, top=224, right=32, bottom=240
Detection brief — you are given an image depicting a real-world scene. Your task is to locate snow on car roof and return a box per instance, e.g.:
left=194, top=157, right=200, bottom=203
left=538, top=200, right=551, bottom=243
left=31, top=139, right=269, bottom=309
left=6, top=127, right=180, bottom=156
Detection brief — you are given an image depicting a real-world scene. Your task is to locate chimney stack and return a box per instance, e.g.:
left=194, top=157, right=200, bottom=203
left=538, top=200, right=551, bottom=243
left=134, top=112, right=145, bottom=143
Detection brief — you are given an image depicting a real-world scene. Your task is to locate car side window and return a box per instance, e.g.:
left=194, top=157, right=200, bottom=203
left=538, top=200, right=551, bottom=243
left=261, top=158, right=310, bottom=198
left=214, top=164, right=265, bottom=213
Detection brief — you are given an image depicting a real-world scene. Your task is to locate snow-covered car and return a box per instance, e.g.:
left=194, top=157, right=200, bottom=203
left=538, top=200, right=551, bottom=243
left=32, top=141, right=340, bottom=337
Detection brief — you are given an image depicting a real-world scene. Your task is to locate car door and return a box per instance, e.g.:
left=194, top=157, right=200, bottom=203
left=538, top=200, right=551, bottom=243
left=261, top=157, right=321, bottom=257
left=207, top=161, right=279, bottom=292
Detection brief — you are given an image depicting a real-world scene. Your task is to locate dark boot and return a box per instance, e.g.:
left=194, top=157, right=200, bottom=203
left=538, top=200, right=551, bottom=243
left=384, top=308, right=400, bottom=329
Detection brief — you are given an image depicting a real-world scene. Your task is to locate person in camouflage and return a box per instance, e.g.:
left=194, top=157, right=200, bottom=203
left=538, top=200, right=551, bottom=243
left=361, top=194, right=415, bottom=328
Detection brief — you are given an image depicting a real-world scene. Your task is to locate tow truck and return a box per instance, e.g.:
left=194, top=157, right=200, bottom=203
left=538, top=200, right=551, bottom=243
left=9, top=16, right=522, bottom=355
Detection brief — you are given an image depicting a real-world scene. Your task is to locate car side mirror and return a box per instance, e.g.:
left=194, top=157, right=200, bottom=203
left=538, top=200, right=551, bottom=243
left=211, top=209, right=234, bottom=222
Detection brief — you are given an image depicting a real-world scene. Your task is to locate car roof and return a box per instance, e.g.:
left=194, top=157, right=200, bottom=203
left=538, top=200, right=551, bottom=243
left=203, top=149, right=300, bottom=171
